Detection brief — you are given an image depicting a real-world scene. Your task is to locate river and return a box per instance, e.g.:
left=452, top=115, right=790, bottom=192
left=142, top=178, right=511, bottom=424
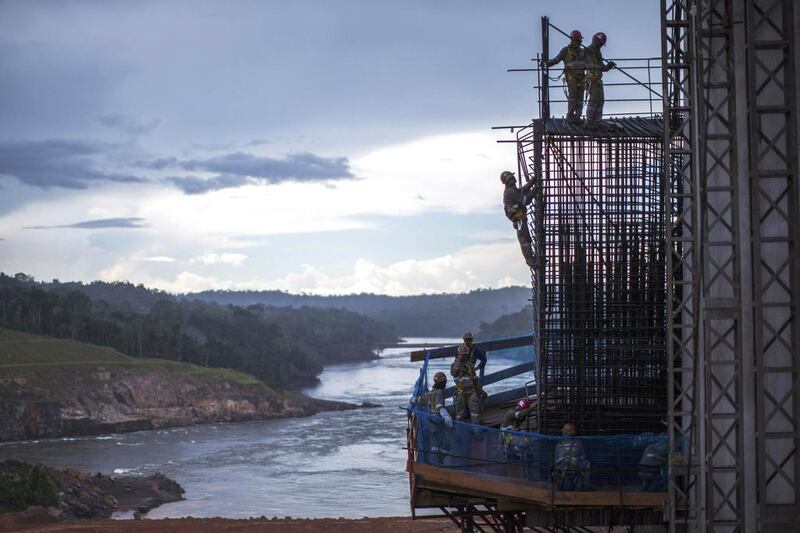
left=0, top=338, right=531, bottom=519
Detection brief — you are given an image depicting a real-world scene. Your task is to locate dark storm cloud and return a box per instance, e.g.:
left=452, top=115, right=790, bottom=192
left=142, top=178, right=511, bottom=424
left=0, top=140, right=145, bottom=189
left=24, top=217, right=147, bottom=230
left=181, top=152, right=353, bottom=180
left=97, top=114, right=162, bottom=136
left=160, top=152, right=354, bottom=194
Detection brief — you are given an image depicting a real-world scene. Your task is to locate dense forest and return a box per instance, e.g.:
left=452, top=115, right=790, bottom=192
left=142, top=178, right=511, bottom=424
left=476, top=305, right=533, bottom=339
left=188, top=286, right=532, bottom=336
left=0, top=273, right=397, bottom=388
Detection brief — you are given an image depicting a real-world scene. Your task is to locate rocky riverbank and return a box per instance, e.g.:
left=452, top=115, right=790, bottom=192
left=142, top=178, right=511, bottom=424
left=0, top=328, right=365, bottom=442
left=0, top=460, right=184, bottom=520
left=0, top=364, right=360, bottom=442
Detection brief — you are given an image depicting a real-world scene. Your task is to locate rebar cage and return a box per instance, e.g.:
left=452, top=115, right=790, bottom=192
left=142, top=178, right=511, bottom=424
left=521, top=118, right=669, bottom=436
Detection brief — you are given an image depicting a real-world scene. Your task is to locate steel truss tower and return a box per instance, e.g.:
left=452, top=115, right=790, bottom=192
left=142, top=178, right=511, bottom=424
left=661, top=0, right=800, bottom=531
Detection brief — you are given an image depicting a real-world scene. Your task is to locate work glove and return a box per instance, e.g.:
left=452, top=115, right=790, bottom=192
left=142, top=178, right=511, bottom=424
left=439, top=408, right=453, bottom=428
left=607, top=61, right=617, bottom=69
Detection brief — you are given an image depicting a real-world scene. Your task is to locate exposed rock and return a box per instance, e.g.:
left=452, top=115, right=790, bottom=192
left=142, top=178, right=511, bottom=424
left=0, top=365, right=356, bottom=442
left=0, top=460, right=184, bottom=519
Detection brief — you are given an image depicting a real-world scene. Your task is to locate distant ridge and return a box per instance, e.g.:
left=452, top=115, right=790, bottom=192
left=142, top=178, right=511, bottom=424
left=187, top=286, right=532, bottom=337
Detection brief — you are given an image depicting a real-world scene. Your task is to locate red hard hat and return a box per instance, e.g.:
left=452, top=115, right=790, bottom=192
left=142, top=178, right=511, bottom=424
left=569, top=30, right=582, bottom=41
left=516, top=398, right=530, bottom=411
left=593, top=32, right=607, bottom=46
left=433, top=371, right=447, bottom=383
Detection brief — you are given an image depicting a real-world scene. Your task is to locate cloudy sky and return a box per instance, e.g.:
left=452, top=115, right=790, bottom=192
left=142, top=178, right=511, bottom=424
left=0, top=1, right=660, bottom=295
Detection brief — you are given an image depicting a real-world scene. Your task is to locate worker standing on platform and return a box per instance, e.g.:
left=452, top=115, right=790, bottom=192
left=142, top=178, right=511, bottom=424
left=583, top=32, right=616, bottom=128
left=501, top=170, right=538, bottom=270
left=451, top=343, right=482, bottom=425
left=425, top=371, right=453, bottom=466
left=543, top=30, right=586, bottom=124
left=462, top=331, right=487, bottom=380
left=553, top=422, right=592, bottom=491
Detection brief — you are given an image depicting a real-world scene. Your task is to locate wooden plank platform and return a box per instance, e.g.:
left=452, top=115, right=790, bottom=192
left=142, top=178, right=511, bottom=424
left=408, top=461, right=666, bottom=509
left=410, top=334, right=533, bottom=362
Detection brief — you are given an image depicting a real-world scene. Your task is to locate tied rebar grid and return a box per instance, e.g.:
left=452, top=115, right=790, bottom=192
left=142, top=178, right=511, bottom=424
left=535, top=132, right=668, bottom=436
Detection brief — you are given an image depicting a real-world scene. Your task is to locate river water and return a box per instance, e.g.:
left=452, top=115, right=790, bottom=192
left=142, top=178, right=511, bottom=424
left=0, top=338, right=530, bottom=519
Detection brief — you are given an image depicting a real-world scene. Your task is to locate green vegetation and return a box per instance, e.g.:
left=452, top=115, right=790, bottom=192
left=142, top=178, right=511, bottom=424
left=0, top=273, right=398, bottom=388
left=189, top=286, right=532, bottom=336
left=477, top=305, right=533, bottom=339
left=0, top=461, right=59, bottom=512
left=0, top=327, right=266, bottom=388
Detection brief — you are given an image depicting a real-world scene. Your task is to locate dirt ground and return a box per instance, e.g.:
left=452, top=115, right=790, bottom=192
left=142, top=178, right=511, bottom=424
left=0, top=512, right=459, bottom=533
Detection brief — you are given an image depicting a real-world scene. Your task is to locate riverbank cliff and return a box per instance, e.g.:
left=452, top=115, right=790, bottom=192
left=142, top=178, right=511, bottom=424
left=0, top=328, right=358, bottom=442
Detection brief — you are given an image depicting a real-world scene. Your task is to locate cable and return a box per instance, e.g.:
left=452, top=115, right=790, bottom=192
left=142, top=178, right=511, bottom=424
left=547, top=21, right=663, bottom=99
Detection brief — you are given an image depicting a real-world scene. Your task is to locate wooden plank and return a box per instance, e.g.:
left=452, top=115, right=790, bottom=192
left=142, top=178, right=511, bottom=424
left=485, top=385, right=535, bottom=407
left=410, top=334, right=534, bottom=362
left=443, top=362, right=535, bottom=399
left=409, top=462, right=666, bottom=508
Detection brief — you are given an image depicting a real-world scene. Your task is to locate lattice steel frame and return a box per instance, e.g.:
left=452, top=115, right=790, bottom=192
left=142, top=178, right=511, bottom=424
left=661, top=0, right=800, bottom=530
left=535, top=131, right=668, bottom=436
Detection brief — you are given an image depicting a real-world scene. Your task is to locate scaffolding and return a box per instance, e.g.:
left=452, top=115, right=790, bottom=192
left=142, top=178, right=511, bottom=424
left=503, top=18, right=671, bottom=437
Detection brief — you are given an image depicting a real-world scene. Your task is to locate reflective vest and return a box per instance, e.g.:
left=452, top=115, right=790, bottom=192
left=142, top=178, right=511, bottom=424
left=564, top=45, right=584, bottom=81
left=554, top=439, right=588, bottom=471
left=584, top=47, right=604, bottom=82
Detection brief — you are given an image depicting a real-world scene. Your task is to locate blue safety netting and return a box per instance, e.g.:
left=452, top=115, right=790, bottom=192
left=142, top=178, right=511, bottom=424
left=408, top=352, right=668, bottom=493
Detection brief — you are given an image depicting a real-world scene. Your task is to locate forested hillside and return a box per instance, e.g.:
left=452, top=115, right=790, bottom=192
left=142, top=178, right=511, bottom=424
left=188, top=286, right=532, bottom=336
left=477, top=305, right=533, bottom=339
left=0, top=273, right=397, bottom=388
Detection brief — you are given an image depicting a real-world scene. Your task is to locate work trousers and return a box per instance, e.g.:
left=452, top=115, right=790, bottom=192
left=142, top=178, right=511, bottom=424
left=516, top=218, right=537, bottom=270
left=585, top=80, right=604, bottom=124
left=566, top=76, right=585, bottom=120
left=455, top=388, right=481, bottom=424
left=425, top=421, right=450, bottom=467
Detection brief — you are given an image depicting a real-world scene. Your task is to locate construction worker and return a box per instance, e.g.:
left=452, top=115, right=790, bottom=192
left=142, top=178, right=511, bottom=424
left=582, top=32, right=616, bottom=128
left=543, top=30, right=585, bottom=123
left=424, top=371, right=453, bottom=466
left=638, top=433, right=668, bottom=492
left=461, top=331, right=487, bottom=380
left=502, top=397, right=536, bottom=432
left=553, top=422, right=592, bottom=491
left=451, top=343, right=482, bottom=425
left=501, top=398, right=536, bottom=457
left=501, top=170, right=538, bottom=270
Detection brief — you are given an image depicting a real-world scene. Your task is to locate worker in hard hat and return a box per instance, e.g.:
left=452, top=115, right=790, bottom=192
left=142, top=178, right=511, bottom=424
left=543, top=30, right=586, bottom=123
left=461, top=330, right=487, bottom=380
left=501, top=170, right=538, bottom=270
left=498, top=398, right=536, bottom=479
left=501, top=398, right=536, bottom=454
left=502, top=397, right=536, bottom=432
left=638, top=433, right=668, bottom=492
left=582, top=32, right=617, bottom=128
left=553, top=422, right=592, bottom=490
left=451, top=343, right=482, bottom=425
left=424, top=370, right=453, bottom=466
